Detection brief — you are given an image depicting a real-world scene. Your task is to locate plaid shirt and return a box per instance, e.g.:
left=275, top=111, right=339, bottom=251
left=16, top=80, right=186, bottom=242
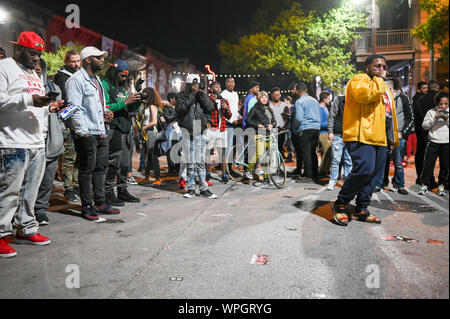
left=209, top=97, right=232, bottom=132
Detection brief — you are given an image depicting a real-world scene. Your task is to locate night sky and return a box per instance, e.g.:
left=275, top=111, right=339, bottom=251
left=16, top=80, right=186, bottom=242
left=36, top=0, right=341, bottom=72
left=36, top=0, right=262, bottom=71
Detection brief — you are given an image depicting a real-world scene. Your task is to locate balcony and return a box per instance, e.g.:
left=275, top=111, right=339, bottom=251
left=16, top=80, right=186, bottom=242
left=354, top=29, right=413, bottom=55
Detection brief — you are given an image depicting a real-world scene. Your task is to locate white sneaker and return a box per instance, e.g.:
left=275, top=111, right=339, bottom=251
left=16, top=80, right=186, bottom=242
left=437, top=185, right=446, bottom=196
left=326, top=180, right=336, bottom=190
left=126, top=176, right=138, bottom=185
left=245, top=172, right=253, bottom=180
left=418, top=185, right=428, bottom=195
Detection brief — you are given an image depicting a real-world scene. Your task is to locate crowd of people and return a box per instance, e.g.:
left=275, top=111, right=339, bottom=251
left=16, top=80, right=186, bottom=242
left=0, top=31, right=448, bottom=258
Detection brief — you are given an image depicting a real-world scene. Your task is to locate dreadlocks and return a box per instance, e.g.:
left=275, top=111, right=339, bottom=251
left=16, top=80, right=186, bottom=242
left=105, top=66, right=127, bottom=104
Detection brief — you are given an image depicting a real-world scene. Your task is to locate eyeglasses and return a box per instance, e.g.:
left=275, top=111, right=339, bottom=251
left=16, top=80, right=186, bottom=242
left=92, top=55, right=105, bottom=61
left=373, top=64, right=388, bottom=70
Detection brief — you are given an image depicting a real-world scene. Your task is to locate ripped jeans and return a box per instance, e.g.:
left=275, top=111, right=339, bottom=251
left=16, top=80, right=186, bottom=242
left=0, top=148, right=46, bottom=238
left=329, top=135, right=352, bottom=182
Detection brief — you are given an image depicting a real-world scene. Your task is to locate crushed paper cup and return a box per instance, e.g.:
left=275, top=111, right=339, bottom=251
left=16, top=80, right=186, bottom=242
left=382, top=235, right=417, bottom=243
left=250, top=254, right=270, bottom=265
left=427, top=239, right=444, bottom=245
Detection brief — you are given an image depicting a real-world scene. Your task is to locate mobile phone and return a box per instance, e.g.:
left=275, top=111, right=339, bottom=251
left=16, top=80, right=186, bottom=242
left=45, top=91, right=59, bottom=100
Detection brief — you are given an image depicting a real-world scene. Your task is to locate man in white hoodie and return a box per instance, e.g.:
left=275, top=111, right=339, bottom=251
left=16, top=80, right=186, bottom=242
left=0, top=32, right=64, bottom=258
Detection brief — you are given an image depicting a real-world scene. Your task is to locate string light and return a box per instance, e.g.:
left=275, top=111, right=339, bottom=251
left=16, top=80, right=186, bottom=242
left=171, top=70, right=292, bottom=78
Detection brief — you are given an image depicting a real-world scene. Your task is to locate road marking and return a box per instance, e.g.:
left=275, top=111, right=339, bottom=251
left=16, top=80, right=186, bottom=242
left=369, top=225, right=431, bottom=295
left=408, top=190, right=449, bottom=214
left=380, top=190, right=398, bottom=204
left=372, top=193, right=381, bottom=203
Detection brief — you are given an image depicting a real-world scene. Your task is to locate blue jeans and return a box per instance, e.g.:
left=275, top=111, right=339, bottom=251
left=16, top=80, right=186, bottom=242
left=337, top=142, right=387, bottom=212
left=183, top=135, right=208, bottom=191
left=0, top=148, right=46, bottom=238
left=329, top=135, right=352, bottom=182
left=377, top=138, right=405, bottom=188
left=225, top=127, right=234, bottom=162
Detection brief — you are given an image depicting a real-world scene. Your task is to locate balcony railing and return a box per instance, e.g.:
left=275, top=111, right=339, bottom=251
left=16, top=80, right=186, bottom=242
left=354, top=29, right=413, bottom=54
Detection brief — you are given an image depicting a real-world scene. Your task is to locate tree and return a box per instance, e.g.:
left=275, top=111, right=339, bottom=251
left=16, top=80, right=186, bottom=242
left=42, top=44, right=111, bottom=79
left=219, top=3, right=367, bottom=91
left=42, top=44, right=84, bottom=77
left=411, top=0, right=449, bottom=62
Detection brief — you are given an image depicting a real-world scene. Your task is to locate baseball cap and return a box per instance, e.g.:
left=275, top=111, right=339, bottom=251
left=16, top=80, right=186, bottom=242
left=80, top=46, right=108, bottom=60
left=186, top=73, right=200, bottom=84
left=113, top=59, right=129, bottom=72
left=10, top=31, right=45, bottom=51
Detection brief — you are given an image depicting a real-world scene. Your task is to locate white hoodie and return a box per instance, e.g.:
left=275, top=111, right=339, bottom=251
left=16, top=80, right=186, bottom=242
left=422, top=107, right=449, bottom=144
left=0, top=57, right=49, bottom=148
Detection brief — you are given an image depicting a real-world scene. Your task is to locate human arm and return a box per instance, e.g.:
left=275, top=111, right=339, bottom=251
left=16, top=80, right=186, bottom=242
left=176, top=93, right=195, bottom=118
left=197, top=91, right=215, bottom=115
left=221, top=99, right=232, bottom=120
left=422, top=109, right=437, bottom=131
left=347, top=74, right=387, bottom=105
left=66, top=77, right=89, bottom=137
left=400, top=95, right=414, bottom=138
left=163, top=106, right=178, bottom=123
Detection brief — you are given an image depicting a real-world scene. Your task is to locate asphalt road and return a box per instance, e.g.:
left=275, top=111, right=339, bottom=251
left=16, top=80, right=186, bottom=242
left=0, top=162, right=448, bottom=299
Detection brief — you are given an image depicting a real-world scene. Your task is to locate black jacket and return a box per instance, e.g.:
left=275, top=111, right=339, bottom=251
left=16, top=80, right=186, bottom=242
left=414, top=90, right=438, bottom=139
left=53, top=65, right=77, bottom=102
left=176, top=90, right=215, bottom=135
left=246, top=102, right=276, bottom=131
left=163, top=105, right=178, bottom=124
left=394, top=93, right=414, bottom=139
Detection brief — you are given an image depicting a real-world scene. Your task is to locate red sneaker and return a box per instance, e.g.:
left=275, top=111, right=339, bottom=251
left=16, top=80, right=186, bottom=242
left=178, top=178, right=186, bottom=189
left=95, top=204, right=120, bottom=215
left=0, top=237, right=17, bottom=258
left=195, top=180, right=214, bottom=187
left=15, top=233, right=51, bottom=246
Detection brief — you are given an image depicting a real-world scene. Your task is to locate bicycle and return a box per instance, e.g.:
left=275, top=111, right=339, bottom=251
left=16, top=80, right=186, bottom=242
left=226, top=130, right=287, bottom=189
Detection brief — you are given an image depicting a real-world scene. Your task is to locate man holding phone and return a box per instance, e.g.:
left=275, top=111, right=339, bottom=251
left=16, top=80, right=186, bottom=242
left=331, top=54, right=399, bottom=226
left=0, top=31, right=64, bottom=258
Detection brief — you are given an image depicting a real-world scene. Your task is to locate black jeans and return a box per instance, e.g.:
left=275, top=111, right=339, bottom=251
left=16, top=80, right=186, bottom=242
left=277, top=130, right=286, bottom=158
left=105, top=129, right=129, bottom=193
left=74, top=135, right=109, bottom=207
left=415, top=133, right=428, bottom=181
left=420, top=141, right=449, bottom=187
left=299, top=129, right=320, bottom=178
left=291, top=131, right=303, bottom=173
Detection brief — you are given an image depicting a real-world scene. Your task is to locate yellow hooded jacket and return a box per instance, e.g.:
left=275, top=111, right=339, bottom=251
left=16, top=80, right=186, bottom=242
left=343, top=73, right=399, bottom=147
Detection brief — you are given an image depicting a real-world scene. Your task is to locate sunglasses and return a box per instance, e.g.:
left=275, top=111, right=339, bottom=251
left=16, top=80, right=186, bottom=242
left=373, top=64, right=388, bottom=70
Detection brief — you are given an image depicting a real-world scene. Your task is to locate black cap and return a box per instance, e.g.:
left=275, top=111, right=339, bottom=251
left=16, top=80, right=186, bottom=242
left=249, top=81, right=260, bottom=90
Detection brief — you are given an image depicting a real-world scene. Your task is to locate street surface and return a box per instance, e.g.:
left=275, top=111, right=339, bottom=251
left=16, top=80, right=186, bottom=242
left=0, top=157, right=448, bottom=299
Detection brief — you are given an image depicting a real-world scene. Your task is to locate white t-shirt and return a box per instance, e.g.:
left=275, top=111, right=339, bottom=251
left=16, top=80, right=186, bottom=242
left=0, top=58, right=49, bottom=149
left=221, top=89, right=239, bottom=124
left=269, top=101, right=288, bottom=128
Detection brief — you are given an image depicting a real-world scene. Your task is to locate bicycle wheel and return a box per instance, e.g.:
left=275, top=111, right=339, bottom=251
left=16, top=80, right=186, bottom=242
left=226, top=144, right=247, bottom=182
left=269, top=150, right=287, bottom=189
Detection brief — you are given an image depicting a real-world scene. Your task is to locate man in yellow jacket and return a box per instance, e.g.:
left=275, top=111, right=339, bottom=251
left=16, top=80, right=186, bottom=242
left=332, top=54, right=399, bottom=226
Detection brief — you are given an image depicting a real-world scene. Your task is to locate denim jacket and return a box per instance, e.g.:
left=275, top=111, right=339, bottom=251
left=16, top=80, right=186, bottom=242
left=66, top=67, right=107, bottom=137
left=294, top=94, right=321, bottom=133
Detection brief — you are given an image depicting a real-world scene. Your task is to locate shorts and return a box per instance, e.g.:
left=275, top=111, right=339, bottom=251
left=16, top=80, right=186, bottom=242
left=206, top=129, right=227, bottom=150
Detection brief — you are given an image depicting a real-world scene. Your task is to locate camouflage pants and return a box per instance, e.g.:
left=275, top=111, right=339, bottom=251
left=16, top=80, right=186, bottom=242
left=62, top=129, right=79, bottom=190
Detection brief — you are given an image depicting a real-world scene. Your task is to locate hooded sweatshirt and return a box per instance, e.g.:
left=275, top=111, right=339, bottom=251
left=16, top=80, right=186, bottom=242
left=422, top=107, right=449, bottom=144
left=0, top=57, right=49, bottom=149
